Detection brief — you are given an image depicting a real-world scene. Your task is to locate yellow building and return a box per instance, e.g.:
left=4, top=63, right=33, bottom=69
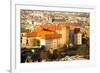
left=21, top=23, right=70, bottom=50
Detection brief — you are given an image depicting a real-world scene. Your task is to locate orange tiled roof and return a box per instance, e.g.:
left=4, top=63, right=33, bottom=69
left=37, top=31, right=62, bottom=39
left=39, top=24, right=62, bottom=31
left=26, top=23, right=71, bottom=39
left=26, top=24, right=62, bottom=39
left=26, top=31, right=37, bottom=37
left=26, top=30, right=61, bottom=39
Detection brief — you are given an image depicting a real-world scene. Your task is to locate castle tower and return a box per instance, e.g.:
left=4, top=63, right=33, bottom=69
left=59, top=24, right=70, bottom=47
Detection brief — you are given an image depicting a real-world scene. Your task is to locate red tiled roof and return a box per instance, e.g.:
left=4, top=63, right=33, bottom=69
left=39, top=24, right=62, bottom=31
left=27, top=30, right=61, bottom=39
left=26, top=31, right=37, bottom=37
left=26, top=24, right=62, bottom=39
left=26, top=23, right=70, bottom=39
left=37, top=31, right=62, bottom=39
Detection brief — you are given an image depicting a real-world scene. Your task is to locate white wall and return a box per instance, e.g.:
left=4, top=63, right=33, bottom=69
left=0, top=0, right=99, bottom=73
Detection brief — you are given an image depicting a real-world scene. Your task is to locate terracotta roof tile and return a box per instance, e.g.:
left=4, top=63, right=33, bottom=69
left=26, top=23, right=70, bottom=39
